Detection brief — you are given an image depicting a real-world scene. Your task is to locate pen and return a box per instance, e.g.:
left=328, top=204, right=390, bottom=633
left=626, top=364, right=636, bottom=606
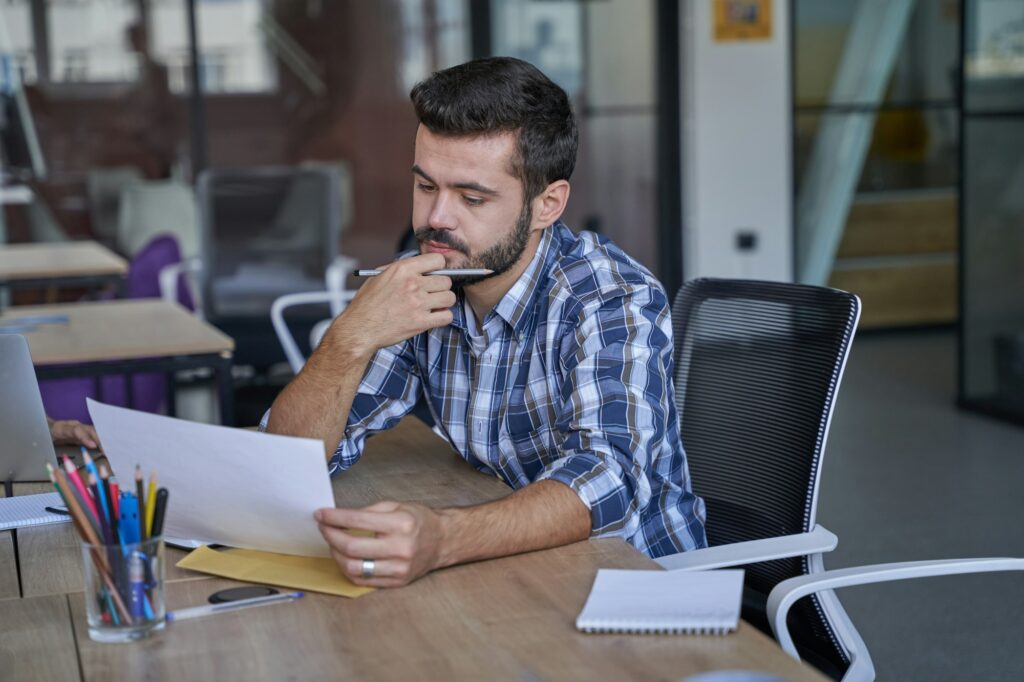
left=45, top=505, right=70, bottom=516
left=165, top=591, right=304, bottom=622
left=356, top=268, right=493, bottom=277
left=135, top=466, right=146, bottom=541
left=150, top=488, right=169, bottom=537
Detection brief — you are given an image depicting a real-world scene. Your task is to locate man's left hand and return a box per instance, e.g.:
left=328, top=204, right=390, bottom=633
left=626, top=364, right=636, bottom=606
left=315, top=501, right=445, bottom=588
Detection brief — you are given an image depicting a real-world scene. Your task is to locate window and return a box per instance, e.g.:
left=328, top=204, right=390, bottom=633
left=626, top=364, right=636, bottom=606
left=47, top=0, right=140, bottom=84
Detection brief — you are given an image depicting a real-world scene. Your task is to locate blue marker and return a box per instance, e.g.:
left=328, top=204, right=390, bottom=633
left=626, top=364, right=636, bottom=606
left=119, top=493, right=140, bottom=546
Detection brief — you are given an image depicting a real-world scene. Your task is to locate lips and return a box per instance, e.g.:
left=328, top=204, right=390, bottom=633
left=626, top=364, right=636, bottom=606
left=424, top=240, right=455, bottom=254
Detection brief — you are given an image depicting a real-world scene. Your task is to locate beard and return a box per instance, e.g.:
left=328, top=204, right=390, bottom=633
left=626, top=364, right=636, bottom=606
left=414, top=201, right=533, bottom=287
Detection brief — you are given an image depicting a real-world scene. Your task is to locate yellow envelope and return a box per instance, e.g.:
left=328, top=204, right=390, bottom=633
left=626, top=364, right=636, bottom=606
left=177, top=545, right=375, bottom=598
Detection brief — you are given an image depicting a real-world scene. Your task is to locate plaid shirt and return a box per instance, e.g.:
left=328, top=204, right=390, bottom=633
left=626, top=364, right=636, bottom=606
left=265, top=223, right=706, bottom=557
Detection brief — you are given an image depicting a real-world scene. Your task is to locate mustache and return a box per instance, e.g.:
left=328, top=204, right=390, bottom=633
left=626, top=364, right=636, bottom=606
left=414, top=228, right=469, bottom=255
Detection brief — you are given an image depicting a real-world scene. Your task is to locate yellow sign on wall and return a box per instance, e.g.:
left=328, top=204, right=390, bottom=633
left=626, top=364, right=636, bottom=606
left=714, top=0, right=773, bottom=42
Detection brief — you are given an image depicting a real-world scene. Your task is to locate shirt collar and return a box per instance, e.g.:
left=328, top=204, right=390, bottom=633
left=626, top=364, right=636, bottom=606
left=491, top=223, right=559, bottom=338
left=449, top=223, right=561, bottom=340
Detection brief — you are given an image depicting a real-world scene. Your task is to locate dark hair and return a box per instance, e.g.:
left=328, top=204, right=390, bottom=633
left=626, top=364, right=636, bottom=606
left=410, top=57, right=578, bottom=202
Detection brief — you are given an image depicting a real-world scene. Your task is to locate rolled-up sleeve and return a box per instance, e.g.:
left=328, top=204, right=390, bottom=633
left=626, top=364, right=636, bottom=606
left=260, top=339, right=422, bottom=475
left=536, top=284, right=671, bottom=540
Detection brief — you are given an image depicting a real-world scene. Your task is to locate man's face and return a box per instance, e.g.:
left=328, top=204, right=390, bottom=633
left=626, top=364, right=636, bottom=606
left=411, top=126, right=533, bottom=286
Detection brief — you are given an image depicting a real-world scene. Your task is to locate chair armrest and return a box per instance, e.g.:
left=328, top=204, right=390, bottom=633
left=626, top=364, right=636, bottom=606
left=158, top=258, right=204, bottom=318
left=767, top=557, right=1024, bottom=660
left=654, top=525, right=838, bottom=571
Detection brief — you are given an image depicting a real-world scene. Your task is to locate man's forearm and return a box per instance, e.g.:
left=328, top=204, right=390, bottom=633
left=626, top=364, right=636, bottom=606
left=265, top=328, right=373, bottom=459
left=435, top=479, right=592, bottom=569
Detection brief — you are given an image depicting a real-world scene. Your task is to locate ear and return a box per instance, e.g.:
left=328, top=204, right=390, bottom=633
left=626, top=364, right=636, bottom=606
left=529, top=180, right=571, bottom=231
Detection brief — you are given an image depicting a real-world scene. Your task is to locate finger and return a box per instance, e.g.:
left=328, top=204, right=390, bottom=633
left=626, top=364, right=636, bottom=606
left=363, top=501, right=401, bottom=513
left=318, top=525, right=395, bottom=558
left=316, top=507, right=413, bottom=534
left=421, top=275, right=453, bottom=293
left=328, top=548, right=413, bottom=588
left=425, top=309, right=455, bottom=327
left=76, top=426, right=98, bottom=449
left=424, top=290, right=457, bottom=310
left=403, top=252, right=446, bottom=273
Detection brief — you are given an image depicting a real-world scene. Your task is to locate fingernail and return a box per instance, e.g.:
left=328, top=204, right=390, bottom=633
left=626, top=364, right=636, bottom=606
left=314, top=509, right=323, bottom=522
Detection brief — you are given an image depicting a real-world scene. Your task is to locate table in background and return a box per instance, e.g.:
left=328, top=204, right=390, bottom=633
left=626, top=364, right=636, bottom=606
left=0, top=241, right=127, bottom=292
left=0, top=299, right=235, bottom=425
left=0, top=418, right=824, bottom=681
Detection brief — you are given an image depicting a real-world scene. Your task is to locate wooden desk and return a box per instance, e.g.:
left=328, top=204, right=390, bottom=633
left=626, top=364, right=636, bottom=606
left=0, top=418, right=824, bottom=681
left=0, top=241, right=127, bottom=290
left=1, top=299, right=236, bottom=424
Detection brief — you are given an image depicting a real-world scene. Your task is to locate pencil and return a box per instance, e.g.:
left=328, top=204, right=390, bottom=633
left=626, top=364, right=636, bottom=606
left=99, top=464, right=119, bottom=541
left=82, top=449, right=109, bottom=520
left=145, top=473, right=157, bottom=537
left=49, top=465, right=132, bottom=624
left=135, top=466, right=146, bottom=541
left=62, top=456, right=101, bottom=525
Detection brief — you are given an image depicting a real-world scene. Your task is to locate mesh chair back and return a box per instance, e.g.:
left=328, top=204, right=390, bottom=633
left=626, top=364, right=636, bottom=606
left=672, top=278, right=859, bottom=678
left=197, top=166, right=340, bottom=318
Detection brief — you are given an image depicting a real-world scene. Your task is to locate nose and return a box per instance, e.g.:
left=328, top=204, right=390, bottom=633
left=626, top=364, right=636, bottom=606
left=427, top=192, right=456, bottom=231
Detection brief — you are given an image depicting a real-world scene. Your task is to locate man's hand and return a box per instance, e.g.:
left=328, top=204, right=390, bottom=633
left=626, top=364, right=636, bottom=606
left=315, top=501, right=445, bottom=588
left=47, top=418, right=100, bottom=449
left=327, top=253, right=455, bottom=357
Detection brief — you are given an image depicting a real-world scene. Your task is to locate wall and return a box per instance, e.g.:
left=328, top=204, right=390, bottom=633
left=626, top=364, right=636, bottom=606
left=680, top=0, right=792, bottom=281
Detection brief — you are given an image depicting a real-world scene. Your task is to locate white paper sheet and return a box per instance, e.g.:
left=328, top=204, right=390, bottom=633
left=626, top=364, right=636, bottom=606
left=88, top=399, right=334, bottom=557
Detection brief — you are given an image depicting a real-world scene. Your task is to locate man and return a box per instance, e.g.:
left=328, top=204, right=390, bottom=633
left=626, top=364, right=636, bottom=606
left=265, top=57, right=706, bottom=587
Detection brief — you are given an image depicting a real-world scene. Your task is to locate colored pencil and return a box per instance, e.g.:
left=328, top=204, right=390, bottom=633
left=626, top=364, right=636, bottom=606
left=48, top=464, right=132, bottom=623
left=145, top=473, right=157, bottom=537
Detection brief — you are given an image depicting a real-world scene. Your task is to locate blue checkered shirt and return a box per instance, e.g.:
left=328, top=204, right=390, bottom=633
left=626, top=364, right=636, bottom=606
left=263, top=223, right=707, bottom=557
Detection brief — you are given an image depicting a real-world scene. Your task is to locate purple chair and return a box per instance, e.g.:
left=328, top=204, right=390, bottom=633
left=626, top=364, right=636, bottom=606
left=40, top=234, right=195, bottom=423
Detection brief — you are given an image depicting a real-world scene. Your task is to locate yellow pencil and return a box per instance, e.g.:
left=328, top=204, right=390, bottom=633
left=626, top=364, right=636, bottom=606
left=145, top=472, right=158, bottom=536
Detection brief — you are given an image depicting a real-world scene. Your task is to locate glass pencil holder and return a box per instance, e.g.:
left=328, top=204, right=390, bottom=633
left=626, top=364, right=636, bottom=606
left=81, top=536, right=166, bottom=643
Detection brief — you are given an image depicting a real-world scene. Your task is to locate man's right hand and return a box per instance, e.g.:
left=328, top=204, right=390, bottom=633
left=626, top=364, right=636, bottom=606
left=327, top=253, right=455, bottom=357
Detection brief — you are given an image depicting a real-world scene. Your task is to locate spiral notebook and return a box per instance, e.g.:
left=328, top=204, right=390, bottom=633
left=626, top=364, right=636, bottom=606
left=0, top=492, right=69, bottom=531
left=576, top=568, right=744, bottom=635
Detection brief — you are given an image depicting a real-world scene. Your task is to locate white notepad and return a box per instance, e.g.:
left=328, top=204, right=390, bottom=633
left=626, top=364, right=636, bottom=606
left=0, top=492, right=69, bottom=531
left=576, top=568, right=744, bottom=635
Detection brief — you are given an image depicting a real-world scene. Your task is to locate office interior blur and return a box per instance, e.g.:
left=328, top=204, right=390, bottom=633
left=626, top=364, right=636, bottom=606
left=2, top=1, right=1023, bottom=679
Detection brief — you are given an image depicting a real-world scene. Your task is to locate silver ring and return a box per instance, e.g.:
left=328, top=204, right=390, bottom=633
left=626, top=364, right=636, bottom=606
left=361, top=558, right=375, bottom=579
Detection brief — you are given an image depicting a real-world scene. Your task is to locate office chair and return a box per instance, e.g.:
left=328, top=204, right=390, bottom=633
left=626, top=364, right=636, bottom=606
left=655, top=278, right=1024, bottom=681
left=270, top=255, right=358, bottom=374
left=197, top=166, right=341, bottom=321
left=116, top=179, right=202, bottom=260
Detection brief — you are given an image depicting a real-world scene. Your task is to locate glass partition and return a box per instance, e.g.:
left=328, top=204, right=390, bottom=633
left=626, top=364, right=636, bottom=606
left=959, top=0, right=1024, bottom=424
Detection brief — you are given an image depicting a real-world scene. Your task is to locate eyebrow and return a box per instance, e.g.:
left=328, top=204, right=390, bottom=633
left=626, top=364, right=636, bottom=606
left=412, top=165, right=500, bottom=197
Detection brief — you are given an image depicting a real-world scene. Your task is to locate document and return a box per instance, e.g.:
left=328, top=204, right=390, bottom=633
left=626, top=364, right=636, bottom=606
left=177, top=545, right=374, bottom=598
left=88, top=399, right=335, bottom=557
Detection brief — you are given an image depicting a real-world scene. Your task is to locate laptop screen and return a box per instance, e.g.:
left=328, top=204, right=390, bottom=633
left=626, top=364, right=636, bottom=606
left=0, top=334, right=57, bottom=482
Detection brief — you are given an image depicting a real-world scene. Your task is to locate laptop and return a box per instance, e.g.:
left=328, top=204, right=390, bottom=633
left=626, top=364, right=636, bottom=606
left=0, top=334, right=57, bottom=483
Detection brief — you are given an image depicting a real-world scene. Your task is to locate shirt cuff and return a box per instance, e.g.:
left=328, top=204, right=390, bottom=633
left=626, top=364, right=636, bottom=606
left=536, top=453, right=638, bottom=536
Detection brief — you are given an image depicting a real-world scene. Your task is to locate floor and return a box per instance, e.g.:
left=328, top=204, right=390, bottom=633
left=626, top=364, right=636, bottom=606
left=816, top=330, right=1024, bottom=681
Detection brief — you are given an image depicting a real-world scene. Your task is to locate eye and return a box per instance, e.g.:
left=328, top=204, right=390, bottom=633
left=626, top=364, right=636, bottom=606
left=463, top=195, right=484, bottom=207
left=417, top=182, right=436, bottom=193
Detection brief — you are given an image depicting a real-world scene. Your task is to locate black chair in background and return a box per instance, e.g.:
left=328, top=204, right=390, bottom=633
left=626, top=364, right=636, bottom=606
left=656, top=278, right=1024, bottom=681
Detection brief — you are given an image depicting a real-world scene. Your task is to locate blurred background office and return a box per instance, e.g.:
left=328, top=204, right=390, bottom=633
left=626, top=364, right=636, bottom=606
left=2, top=1, right=1023, bottom=678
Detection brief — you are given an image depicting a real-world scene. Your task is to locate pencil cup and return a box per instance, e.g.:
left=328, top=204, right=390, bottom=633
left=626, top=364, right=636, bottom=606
left=81, top=536, right=166, bottom=643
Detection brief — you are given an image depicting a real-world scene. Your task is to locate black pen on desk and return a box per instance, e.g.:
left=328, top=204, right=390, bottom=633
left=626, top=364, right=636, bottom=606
left=45, top=505, right=70, bottom=516
left=356, top=268, right=493, bottom=277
